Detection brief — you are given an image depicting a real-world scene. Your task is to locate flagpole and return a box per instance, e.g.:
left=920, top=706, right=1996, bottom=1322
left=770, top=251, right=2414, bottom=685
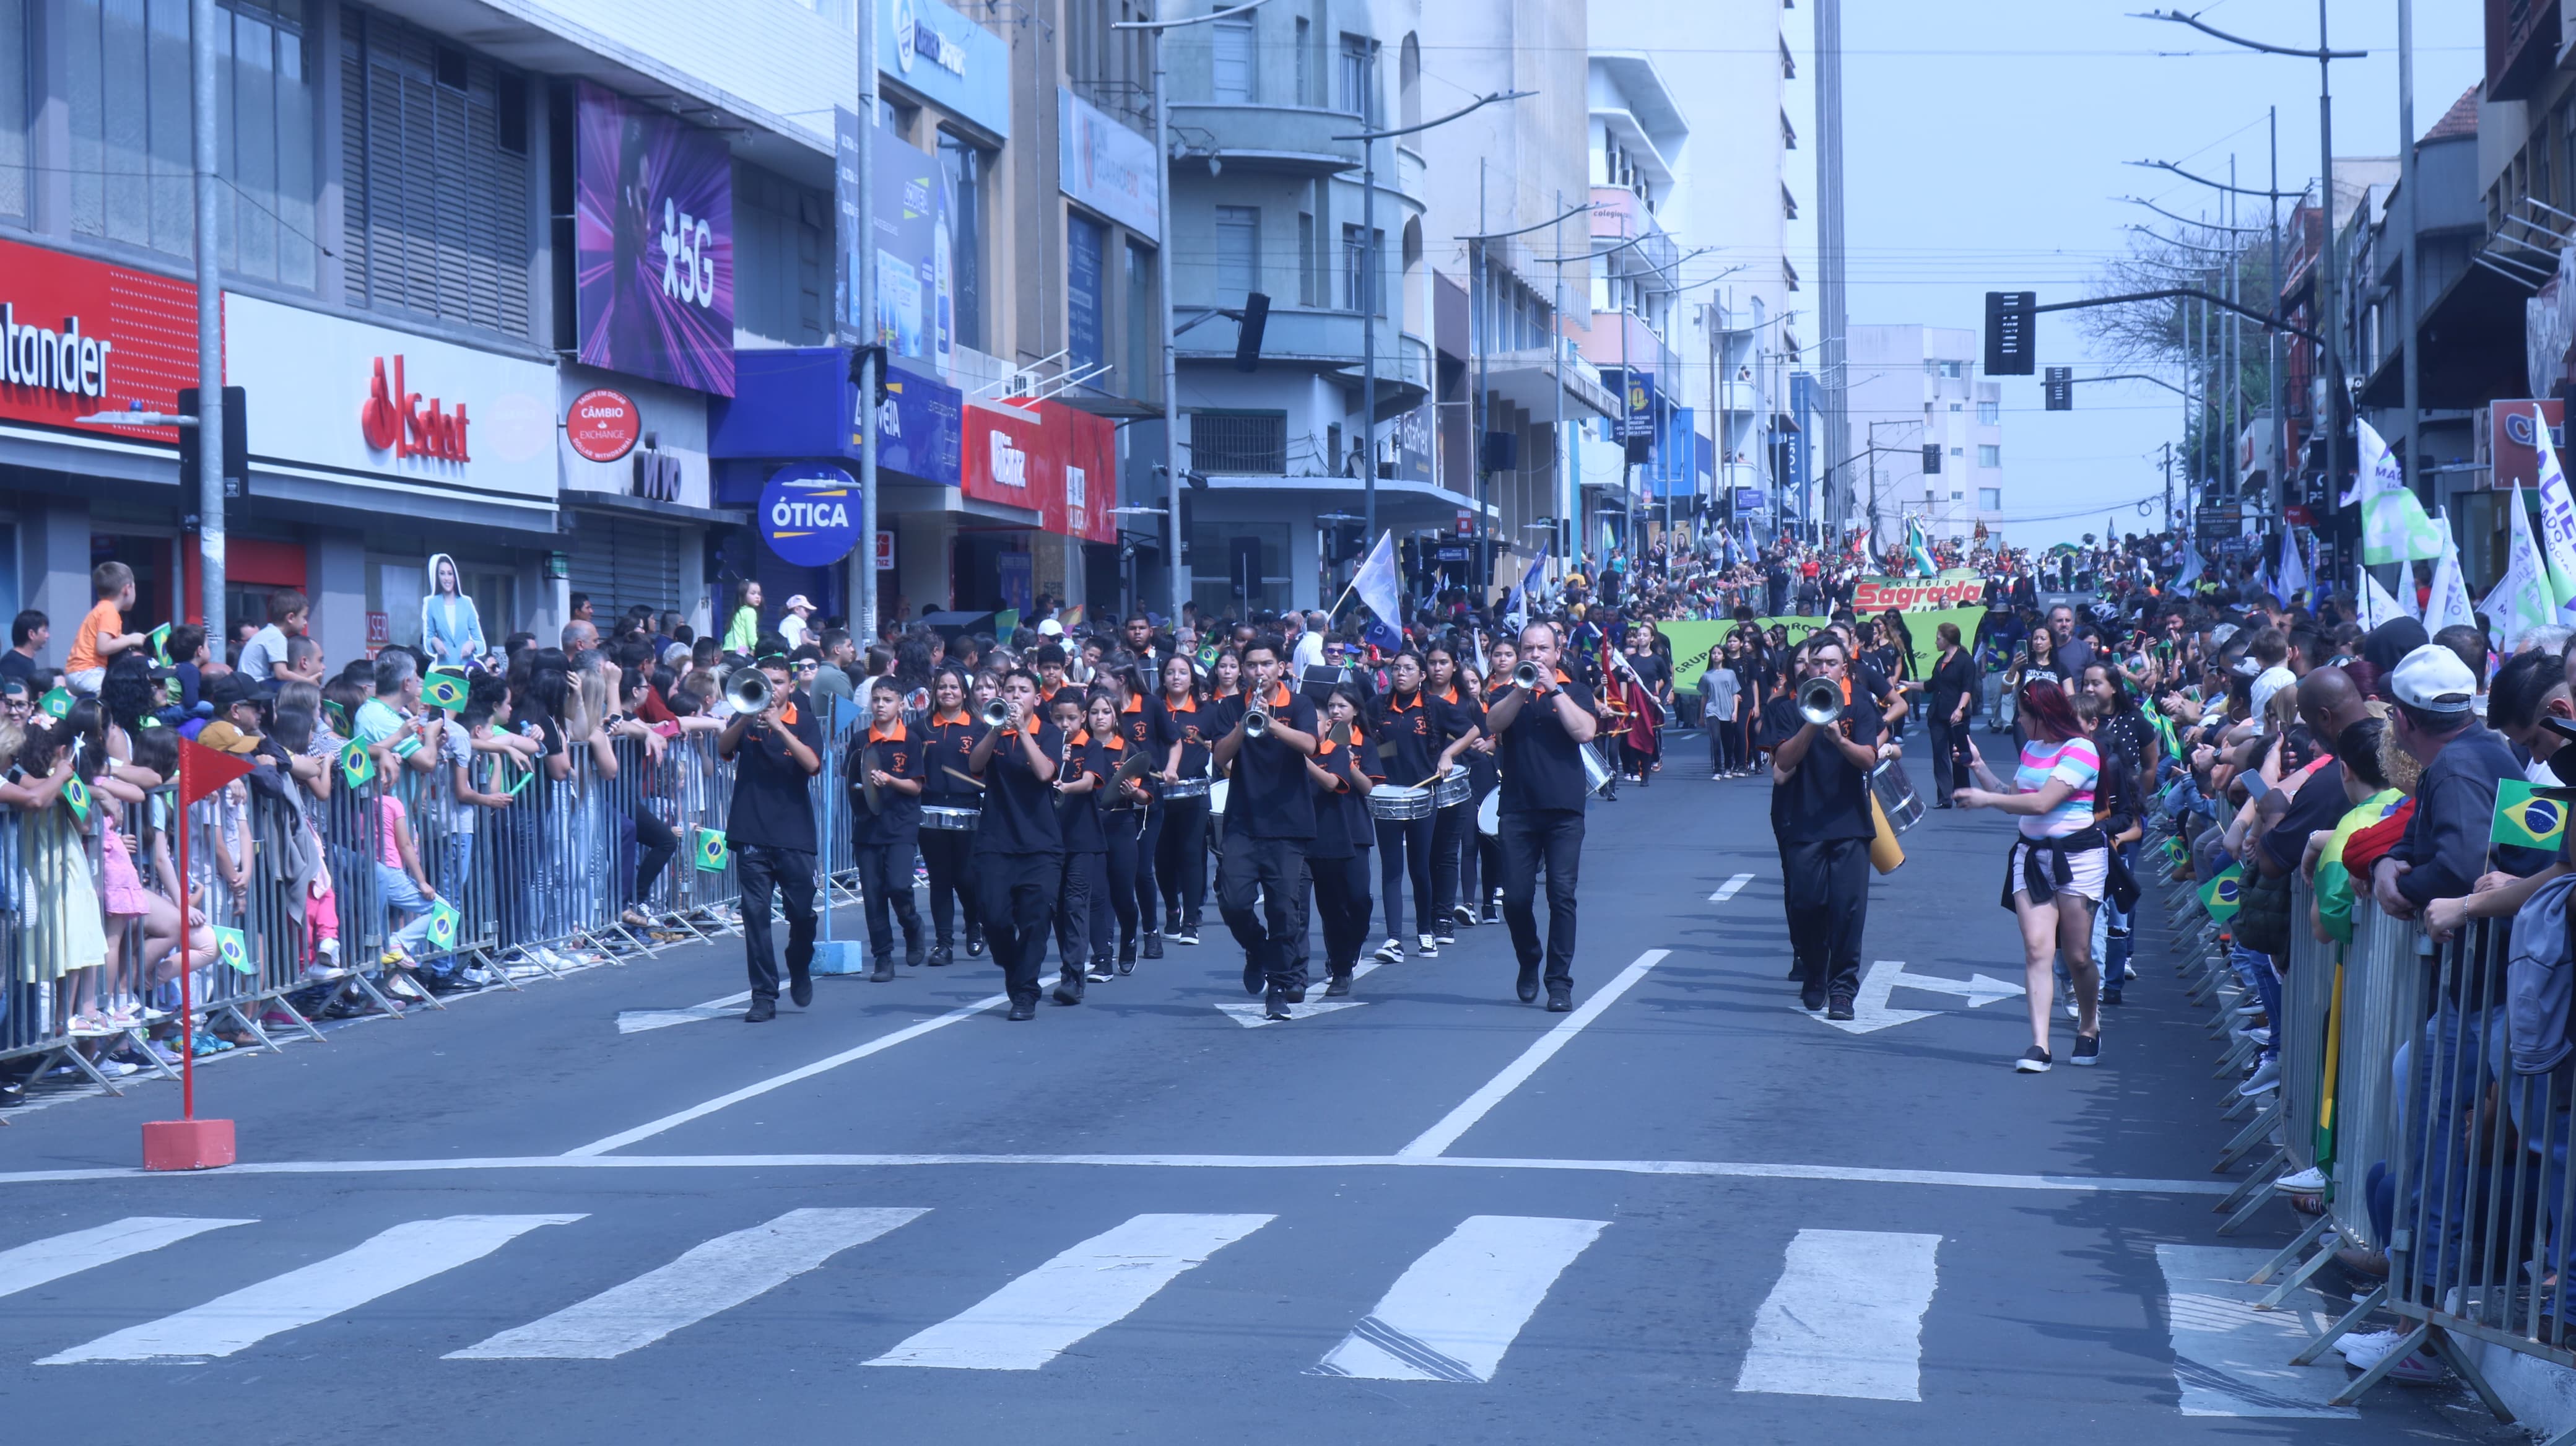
left=176, top=786, right=193, bottom=1122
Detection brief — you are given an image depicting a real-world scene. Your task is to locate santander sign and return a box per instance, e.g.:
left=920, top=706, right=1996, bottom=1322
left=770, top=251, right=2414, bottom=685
left=359, top=355, right=470, bottom=463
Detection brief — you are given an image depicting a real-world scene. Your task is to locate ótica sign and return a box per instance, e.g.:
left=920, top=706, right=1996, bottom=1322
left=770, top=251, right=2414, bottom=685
left=566, top=387, right=642, bottom=464
left=759, top=464, right=862, bottom=567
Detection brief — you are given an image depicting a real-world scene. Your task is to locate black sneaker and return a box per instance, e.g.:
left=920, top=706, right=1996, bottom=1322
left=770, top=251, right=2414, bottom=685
left=1826, top=994, right=1855, bottom=1022
left=1140, top=932, right=1162, bottom=962
left=1243, top=959, right=1265, bottom=996
left=928, top=945, right=953, bottom=968
left=1544, top=987, right=1573, bottom=1013
left=744, top=998, right=777, bottom=1023
left=1515, top=962, right=1541, bottom=1004
left=1324, top=972, right=1353, bottom=998
left=2100, top=987, right=2123, bottom=1007
left=1264, top=988, right=1292, bottom=1021
left=1172, top=923, right=1201, bottom=946
left=2069, top=1033, right=2101, bottom=1067
left=1006, top=997, right=1035, bottom=1021
left=2014, top=1046, right=2053, bottom=1073
left=1800, top=985, right=1827, bottom=1013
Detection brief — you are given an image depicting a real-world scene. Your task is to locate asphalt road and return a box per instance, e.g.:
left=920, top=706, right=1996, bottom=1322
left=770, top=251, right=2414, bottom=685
left=0, top=741, right=2522, bottom=1445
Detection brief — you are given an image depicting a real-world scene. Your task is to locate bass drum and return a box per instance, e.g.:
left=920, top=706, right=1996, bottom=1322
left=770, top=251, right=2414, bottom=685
left=1477, top=788, right=1500, bottom=838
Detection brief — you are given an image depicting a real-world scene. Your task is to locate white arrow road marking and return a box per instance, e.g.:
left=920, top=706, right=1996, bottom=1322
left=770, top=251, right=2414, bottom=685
left=1817, top=960, right=2026, bottom=1035
left=1709, top=873, right=1754, bottom=903
left=1214, top=957, right=1385, bottom=1027
left=617, top=992, right=755, bottom=1034
left=1736, top=1229, right=1942, bottom=1400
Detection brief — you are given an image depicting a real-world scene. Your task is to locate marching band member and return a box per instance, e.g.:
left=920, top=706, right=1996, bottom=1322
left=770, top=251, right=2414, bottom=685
left=1212, top=635, right=1321, bottom=1021
left=1425, top=643, right=1483, bottom=936
left=1048, top=692, right=1107, bottom=1003
left=1369, top=650, right=1443, bottom=963
left=1153, top=654, right=1212, bottom=945
left=1307, top=685, right=1381, bottom=998
left=917, top=666, right=986, bottom=966
left=1481, top=622, right=1601, bottom=1011
left=1116, top=669, right=1166, bottom=961
left=1759, top=635, right=1886, bottom=1022
left=1088, top=689, right=1151, bottom=978
left=968, top=669, right=1063, bottom=1021
left=845, top=677, right=927, bottom=982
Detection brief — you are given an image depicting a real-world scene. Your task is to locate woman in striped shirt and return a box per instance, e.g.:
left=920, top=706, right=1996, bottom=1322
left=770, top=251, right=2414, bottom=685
left=1955, top=681, right=2108, bottom=1073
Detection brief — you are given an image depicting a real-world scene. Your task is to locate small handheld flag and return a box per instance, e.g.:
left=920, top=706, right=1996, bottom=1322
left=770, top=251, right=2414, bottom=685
left=2492, top=779, right=2569, bottom=851
left=2198, top=863, right=2243, bottom=921
left=339, top=741, right=376, bottom=791
left=147, top=622, right=172, bottom=666
left=38, top=686, right=72, bottom=720
left=424, top=897, right=461, bottom=952
left=501, top=754, right=536, bottom=796
left=694, top=827, right=729, bottom=872
left=211, top=925, right=253, bottom=974
left=60, top=775, right=91, bottom=825
left=422, top=669, right=469, bottom=712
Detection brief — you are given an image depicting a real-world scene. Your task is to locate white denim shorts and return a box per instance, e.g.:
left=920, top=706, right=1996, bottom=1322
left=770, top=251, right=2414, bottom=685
left=2008, top=837, right=2106, bottom=905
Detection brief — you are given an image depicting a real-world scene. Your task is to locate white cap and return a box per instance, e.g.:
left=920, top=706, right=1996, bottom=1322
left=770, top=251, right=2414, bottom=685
left=1037, top=618, right=1064, bottom=636
left=2389, top=643, right=2477, bottom=713
left=783, top=594, right=814, bottom=612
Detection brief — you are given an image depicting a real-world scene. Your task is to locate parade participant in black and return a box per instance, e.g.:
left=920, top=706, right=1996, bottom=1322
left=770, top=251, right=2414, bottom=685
left=1152, top=653, right=1211, bottom=944
left=1307, top=685, right=1381, bottom=998
left=846, top=676, right=928, bottom=981
left=968, top=668, right=1063, bottom=1021
left=916, top=666, right=985, bottom=965
left=1086, top=689, right=1152, bottom=977
left=1032, top=643, right=1074, bottom=710
left=1464, top=637, right=1514, bottom=924
left=717, top=652, right=824, bottom=1022
left=1758, top=635, right=1883, bottom=1021
left=1424, top=643, right=1481, bottom=935
left=1047, top=692, right=1106, bottom=1001
left=1115, top=673, right=1165, bottom=960
left=1925, top=621, right=1976, bottom=808
left=1369, top=650, right=1442, bottom=962
left=1212, top=634, right=1321, bottom=1021
left=1480, top=621, right=1601, bottom=1011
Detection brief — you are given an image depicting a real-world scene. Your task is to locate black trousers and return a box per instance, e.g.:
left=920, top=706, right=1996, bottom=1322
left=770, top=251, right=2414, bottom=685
left=1133, top=801, right=1162, bottom=935
left=1099, top=809, right=1142, bottom=960
left=1053, top=848, right=1099, bottom=973
left=632, top=806, right=679, bottom=908
left=1218, top=834, right=1308, bottom=992
left=734, top=844, right=817, bottom=1003
left=919, top=826, right=978, bottom=947
left=975, top=850, right=1060, bottom=1002
left=1498, top=809, right=1584, bottom=988
left=1431, top=801, right=1468, bottom=927
left=1926, top=710, right=1970, bottom=803
left=1469, top=777, right=1500, bottom=910
left=1778, top=836, right=1869, bottom=1000
left=854, top=839, right=923, bottom=961
left=1376, top=812, right=1434, bottom=941
left=1156, top=796, right=1210, bottom=922
left=1308, top=853, right=1373, bottom=975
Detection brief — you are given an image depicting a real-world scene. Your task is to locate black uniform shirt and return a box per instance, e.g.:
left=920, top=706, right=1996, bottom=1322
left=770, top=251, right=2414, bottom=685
left=1226, top=683, right=1320, bottom=840
left=1756, top=684, right=1883, bottom=843
left=1055, top=730, right=1107, bottom=853
left=725, top=690, right=823, bottom=853
left=921, top=709, right=987, bottom=804
left=1155, top=692, right=1212, bottom=780
left=846, top=718, right=925, bottom=847
left=1495, top=671, right=1601, bottom=815
left=974, top=719, right=1066, bottom=856
left=1375, top=689, right=1441, bottom=785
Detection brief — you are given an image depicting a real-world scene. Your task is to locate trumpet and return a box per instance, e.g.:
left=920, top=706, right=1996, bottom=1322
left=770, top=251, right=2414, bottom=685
left=1243, top=705, right=1272, bottom=740
left=727, top=668, right=774, bottom=716
left=1797, top=675, right=1845, bottom=728
left=981, top=699, right=1014, bottom=729
left=1513, top=661, right=1543, bottom=689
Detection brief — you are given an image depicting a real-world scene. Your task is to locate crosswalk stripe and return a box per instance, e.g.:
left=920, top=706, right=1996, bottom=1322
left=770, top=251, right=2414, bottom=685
left=864, top=1213, right=1273, bottom=1370
left=1710, top=873, right=1754, bottom=902
left=1312, top=1215, right=1608, bottom=1382
left=1735, top=1228, right=1941, bottom=1401
left=0, top=1218, right=256, bottom=1301
left=2154, top=1243, right=2358, bottom=1417
left=37, top=1214, right=583, bottom=1364
left=448, top=1208, right=928, bottom=1359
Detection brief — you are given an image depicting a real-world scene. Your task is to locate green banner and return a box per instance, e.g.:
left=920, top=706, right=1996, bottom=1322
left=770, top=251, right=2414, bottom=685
left=1663, top=608, right=1985, bottom=694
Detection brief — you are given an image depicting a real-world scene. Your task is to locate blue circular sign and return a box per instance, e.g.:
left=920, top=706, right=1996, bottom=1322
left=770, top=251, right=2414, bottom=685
left=758, top=464, right=861, bottom=567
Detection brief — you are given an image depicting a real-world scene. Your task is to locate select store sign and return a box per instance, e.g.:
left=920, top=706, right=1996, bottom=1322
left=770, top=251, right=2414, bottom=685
left=0, top=235, right=201, bottom=446
left=565, top=388, right=643, bottom=463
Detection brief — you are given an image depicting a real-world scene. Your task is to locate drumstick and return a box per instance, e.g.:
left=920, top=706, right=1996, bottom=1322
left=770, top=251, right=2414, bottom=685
left=940, top=765, right=987, bottom=790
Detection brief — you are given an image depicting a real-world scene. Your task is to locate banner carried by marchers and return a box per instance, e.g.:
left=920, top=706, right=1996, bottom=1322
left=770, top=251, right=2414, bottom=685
left=1662, top=607, right=1985, bottom=692
left=1848, top=575, right=1985, bottom=612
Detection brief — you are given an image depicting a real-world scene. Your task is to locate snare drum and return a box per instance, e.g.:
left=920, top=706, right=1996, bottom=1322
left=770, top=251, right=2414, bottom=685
left=920, top=804, right=981, bottom=832
left=1870, top=759, right=1925, bottom=835
left=1162, top=776, right=1213, bottom=800
left=1209, top=778, right=1229, bottom=817
left=1477, top=789, right=1500, bottom=838
left=1430, top=771, right=1473, bottom=811
left=1369, top=783, right=1436, bottom=821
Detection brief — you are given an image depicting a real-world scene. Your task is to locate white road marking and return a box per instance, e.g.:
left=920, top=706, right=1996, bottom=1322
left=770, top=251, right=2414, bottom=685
left=449, top=1208, right=926, bottom=1359
left=1397, top=949, right=1671, bottom=1159
left=38, top=1214, right=583, bottom=1364
left=1817, top=960, right=2026, bottom=1035
left=1313, top=1215, right=1606, bottom=1382
left=1709, top=873, right=1754, bottom=903
left=866, top=1213, right=1273, bottom=1370
left=1214, top=958, right=1384, bottom=1027
left=1736, top=1228, right=1942, bottom=1401
left=565, top=993, right=1009, bottom=1156
left=0, top=1217, right=255, bottom=1300
left=616, top=991, right=755, bottom=1034
left=2155, top=1243, right=2359, bottom=1417
left=0, top=1154, right=2239, bottom=1194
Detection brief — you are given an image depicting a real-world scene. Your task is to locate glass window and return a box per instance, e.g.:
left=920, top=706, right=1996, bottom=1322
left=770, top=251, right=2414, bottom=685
left=1978, top=487, right=2002, bottom=511
left=1297, top=207, right=1318, bottom=306
left=1216, top=205, right=1260, bottom=304
left=1294, top=17, right=1312, bottom=105
left=0, top=0, right=24, bottom=222
left=342, top=12, right=529, bottom=333
left=1977, top=399, right=1999, bottom=424
left=1125, top=240, right=1155, bottom=401
left=1978, top=444, right=2000, bottom=468
left=1337, top=34, right=1374, bottom=121
left=940, top=133, right=987, bottom=351
left=1068, top=212, right=1107, bottom=372
left=1212, top=16, right=1256, bottom=102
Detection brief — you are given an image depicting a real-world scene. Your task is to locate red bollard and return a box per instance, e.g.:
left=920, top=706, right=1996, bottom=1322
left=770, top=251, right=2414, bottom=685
left=142, top=1117, right=236, bottom=1171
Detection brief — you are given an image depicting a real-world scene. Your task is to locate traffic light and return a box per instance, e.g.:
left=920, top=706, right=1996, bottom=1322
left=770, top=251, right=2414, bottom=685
left=1984, top=291, right=2035, bottom=376
left=1922, top=444, right=1942, bottom=475
left=1233, top=292, right=1270, bottom=372
left=2043, top=366, right=2073, bottom=411
left=176, top=386, right=248, bottom=498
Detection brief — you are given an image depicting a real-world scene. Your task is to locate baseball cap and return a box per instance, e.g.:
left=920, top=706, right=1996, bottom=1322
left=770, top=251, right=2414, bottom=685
left=783, top=594, right=814, bottom=612
left=1037, top=618, right=1064, bottom=636
left=2389, top=643, right=2477, bottom=713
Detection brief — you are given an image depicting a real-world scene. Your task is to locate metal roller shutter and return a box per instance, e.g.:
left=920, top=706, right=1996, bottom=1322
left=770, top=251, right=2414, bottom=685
left=564, top=511, right=682, bottom=619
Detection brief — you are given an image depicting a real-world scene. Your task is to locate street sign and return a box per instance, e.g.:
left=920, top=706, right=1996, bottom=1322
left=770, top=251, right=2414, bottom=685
left=2043, top=366, right=2073, bottom=411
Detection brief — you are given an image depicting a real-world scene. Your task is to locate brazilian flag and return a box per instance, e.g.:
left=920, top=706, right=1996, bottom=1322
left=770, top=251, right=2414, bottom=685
left=2492, top=780, right=2569, bottom=851
left=147, top=622, right=172, bottom=666
left=695, top=827, right=729, bottom=872
left=212, top=925, right=253, bottom=974
left=38, top=686, right=72, bottom=720
left=2162, top=836, right=2187, bottom=867
left=339, top=740, right=376, bottom=791
left=60, top=775, right=90, bottom=825
left=422, top=669, right=469, bottom=713
left=424, top=898, right=461, bottom=952
left=2199, top=863, right=2244, bottom=921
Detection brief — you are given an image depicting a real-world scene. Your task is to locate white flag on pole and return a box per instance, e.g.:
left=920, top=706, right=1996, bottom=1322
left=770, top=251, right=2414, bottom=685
left=2529, top=404, right=2576, bottom=615
left=2276, top=533, right=2307, bottom=603
left=2423, top=512, right=2477, bottom=635
left=2359, top=571, right=2405, bottom=630
left=2479, top=484, right=2557, bottom=651
left=2355, top=419, right=2447, bottom=564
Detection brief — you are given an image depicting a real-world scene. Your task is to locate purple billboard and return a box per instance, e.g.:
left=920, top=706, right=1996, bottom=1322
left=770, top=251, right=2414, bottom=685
left=575, top=82, right=736, bottom=396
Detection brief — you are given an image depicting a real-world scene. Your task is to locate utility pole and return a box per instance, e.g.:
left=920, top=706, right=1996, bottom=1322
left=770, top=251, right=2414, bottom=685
left=2315, top=0, right=2343, bottom=581
left=2397, top=0, right=2421, bottom=541
left=1815, top=0, right=1848, bottom=539
left=1152, top=17, right=1183, bottom=622
left=1360, top=40, right=1378, bottom=541
left=2270, top=107, right=2286, bottom=537
left=855, top=0, right=879, bottom=643
left=191, top=0, right=224, bottom=637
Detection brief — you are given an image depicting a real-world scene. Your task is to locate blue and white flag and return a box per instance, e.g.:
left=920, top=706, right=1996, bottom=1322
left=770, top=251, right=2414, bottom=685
left=2275, top=532, right=2307, bottom=603
left=1351, top=529, right=1404, bottom=650
left=1904, top=517, right=1938, bottom=578
left=2175, top=539, right=2204, bottom=588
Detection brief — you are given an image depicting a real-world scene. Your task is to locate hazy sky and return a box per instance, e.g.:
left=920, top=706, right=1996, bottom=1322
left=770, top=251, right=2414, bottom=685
left=1796, top=1, right=2486, bottom=547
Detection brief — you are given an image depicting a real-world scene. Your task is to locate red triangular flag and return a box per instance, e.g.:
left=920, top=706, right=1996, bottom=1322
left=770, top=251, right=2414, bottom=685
left=178, top=736, right=255, bottom=806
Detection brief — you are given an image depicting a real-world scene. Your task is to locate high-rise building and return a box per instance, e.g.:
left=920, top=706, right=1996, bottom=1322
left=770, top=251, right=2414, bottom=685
left=1844, top=325, right=2003, bottom=547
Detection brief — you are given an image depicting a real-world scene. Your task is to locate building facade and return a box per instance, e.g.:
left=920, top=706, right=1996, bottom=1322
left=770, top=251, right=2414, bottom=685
left=1842, top=324, right=2003, bottom=549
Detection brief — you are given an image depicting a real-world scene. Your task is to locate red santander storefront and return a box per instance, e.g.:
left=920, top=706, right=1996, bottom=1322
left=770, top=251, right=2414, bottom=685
left=955, top=398, right=1116, bottom=617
